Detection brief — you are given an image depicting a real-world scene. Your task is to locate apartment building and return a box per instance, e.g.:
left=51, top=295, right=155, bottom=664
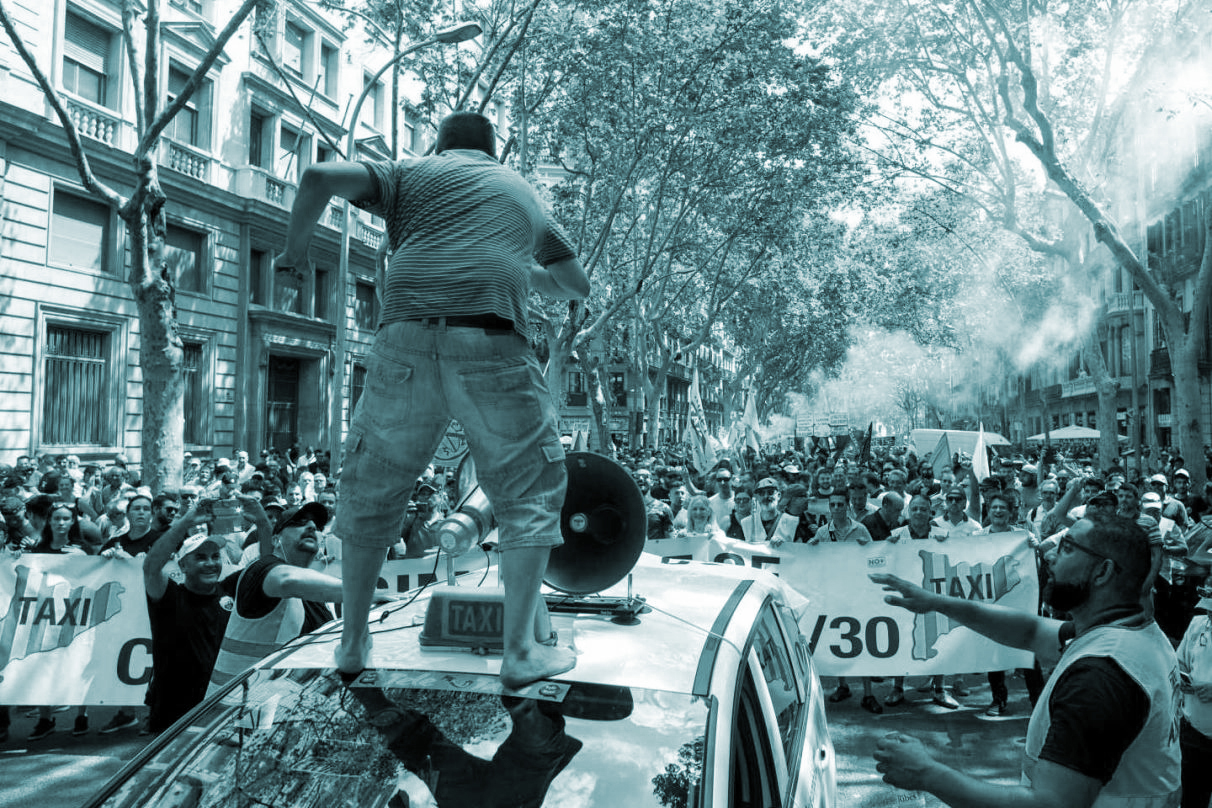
left=0, top=0, right=462, bottom=467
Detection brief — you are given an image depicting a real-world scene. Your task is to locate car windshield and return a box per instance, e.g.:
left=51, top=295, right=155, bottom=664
left=93, top=666, right=710, bottom=808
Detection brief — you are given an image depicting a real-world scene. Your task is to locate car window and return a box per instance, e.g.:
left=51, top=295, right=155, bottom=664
left=751, top=606, right=805, bottom=768
left=731, top=668, right=780, bottom=808
left=90, top=667, right=711, bottom=808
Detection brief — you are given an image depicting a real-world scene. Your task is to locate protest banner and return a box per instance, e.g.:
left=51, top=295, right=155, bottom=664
left=643, top=531, right=1038, bottom=677
left=0, top=548, right=493, bottom=705
left=0, top=554, right=151, bottom=705
left=644, top=535, right=712, bottom=561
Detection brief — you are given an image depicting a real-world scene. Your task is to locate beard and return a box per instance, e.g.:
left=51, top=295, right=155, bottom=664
left=1044, top=577, right=1091, bottom=613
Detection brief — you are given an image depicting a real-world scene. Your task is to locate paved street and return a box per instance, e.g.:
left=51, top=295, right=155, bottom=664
left=824, top=676, right=1027, bottom=807
left=2, top=676, right=1030, bottom=807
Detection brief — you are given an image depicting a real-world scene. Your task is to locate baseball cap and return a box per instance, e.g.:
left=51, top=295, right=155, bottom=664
left=261, top=495, right=287, bottom=512
left=755, top=478, right=779, bottom=492
left=1040, top=480, right=1060, bottom=493
left=1176, top=469, right=1191, bottom=479
left=273, top=501, right=328, bottom=534
left=1087, top=491, right=1119, bottom=509
left=1141, top=492, right=1163, bottom=507
left=177, top=533, right=222, bottom=560
left=1149, top=474, right=1168, bottom=485
left=782, top=463, right=801, bottom=475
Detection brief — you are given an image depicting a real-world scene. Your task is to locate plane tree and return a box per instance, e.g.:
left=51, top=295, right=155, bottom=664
left=521, top=0, right=860, bottom=449
left=813, top=0, right=1209, bottom=479
left=0, top=0, right=261, bottom=492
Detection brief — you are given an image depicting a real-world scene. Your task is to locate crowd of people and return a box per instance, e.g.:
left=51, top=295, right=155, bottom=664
left=615, top=439, right=1209, bottom=806
left=3, top=436, right=1209, bottom=804
left=0, top=446, right=431, bottom=743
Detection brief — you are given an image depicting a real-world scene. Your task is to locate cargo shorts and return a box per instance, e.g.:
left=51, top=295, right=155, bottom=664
left=334, top=320, right=567, bottom=552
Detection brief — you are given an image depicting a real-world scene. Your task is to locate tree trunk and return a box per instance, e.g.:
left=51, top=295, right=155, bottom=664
left=585, top=353, right=610, bottom=453
left=1174, top=335, right=1206, bottom=491
left=124, top=202, right=184, bottom=495
left=1083, top=337, right=1121, bottom=472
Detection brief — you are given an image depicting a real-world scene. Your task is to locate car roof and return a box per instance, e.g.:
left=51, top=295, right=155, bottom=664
left=275, top=554, right=798, bottom=696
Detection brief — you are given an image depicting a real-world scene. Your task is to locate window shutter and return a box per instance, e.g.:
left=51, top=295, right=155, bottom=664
left=65, top=13, right=108, bottom=72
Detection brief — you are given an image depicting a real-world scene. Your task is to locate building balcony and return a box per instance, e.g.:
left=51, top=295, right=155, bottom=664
left=1104, top=291, right=1144, bottom=317
left=1060, top=377, right=1097, bottom=398
left=160, top=139, right=213, bottom=183
left=236, top=166, right=294, bottom=209
left=355, top=217, right=384, bottom=249
left=65, top=96, right=127, bottom=148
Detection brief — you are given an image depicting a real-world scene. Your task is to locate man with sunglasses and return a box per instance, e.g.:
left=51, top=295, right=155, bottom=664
left=208, top=502, right=394, bottom=693
left=708, top=468, right=736, bottom=531
left=935, top=486, right=981, bottom=538
left=872, top=514, right=1179, bottom=808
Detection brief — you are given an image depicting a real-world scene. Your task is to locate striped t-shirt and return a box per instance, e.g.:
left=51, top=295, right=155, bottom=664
left=353, top=149, right=576, bottom=336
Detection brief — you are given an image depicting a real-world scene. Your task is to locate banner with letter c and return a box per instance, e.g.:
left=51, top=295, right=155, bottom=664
left=646, top=531, right=1037, bottom=677
left=0, top=549, right=493, bottom=705
left=0, top=554, right=151, bottom=705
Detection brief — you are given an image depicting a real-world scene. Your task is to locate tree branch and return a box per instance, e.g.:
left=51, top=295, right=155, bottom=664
left=139, top=0, right=259, bottom=155
left=0, top=0, right=123, bottom=208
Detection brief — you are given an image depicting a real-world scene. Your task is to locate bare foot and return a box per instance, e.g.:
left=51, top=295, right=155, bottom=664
left=500, top=643, right=576, bottom=690
left=335, top=633, right=373, bottom=675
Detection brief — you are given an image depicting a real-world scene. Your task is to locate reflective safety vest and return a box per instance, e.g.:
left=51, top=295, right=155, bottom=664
left=206, top=566, right=306, bottom=696
left=1023, top=618, right=1180, bottom=807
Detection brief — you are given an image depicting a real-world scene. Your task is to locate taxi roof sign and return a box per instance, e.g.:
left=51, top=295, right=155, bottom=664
left=419, top=587, right=508, bottom=651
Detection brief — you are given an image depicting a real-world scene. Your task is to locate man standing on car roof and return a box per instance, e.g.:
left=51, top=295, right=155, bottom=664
left=273, top=111, right=588, bottom=689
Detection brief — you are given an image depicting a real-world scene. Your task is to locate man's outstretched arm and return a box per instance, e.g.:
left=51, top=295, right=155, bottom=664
left=277, top=163, right=377, bottom=267
left=870, top=572, right=1066, bottom=665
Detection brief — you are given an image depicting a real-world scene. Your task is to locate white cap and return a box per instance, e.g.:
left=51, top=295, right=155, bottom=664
left=177, top=533, right=221, bottom=560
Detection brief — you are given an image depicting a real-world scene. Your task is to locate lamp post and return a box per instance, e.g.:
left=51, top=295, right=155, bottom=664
left=328, top=22, right=482, bottom=465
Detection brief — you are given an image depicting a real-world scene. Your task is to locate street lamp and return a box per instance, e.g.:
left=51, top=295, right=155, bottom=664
left=329, top=22, right=483, bottom=464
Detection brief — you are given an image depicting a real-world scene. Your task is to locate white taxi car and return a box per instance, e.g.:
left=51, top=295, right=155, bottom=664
left=83, top=554, right=835, bottom=808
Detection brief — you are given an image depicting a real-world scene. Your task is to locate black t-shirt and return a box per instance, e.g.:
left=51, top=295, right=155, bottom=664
left=146, top=575, right=238, bottom=731
left=862, top=511, right=899, bottom=542
left=102, top=526, right=163, bottom=556
left=726, top=511, right=746, bottom=541
left=236, top=555, right=334, bottom=636
left=1038, top=655, right=1149, bottom=783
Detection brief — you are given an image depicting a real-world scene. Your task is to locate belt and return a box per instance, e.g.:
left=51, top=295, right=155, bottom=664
left=407, top=315, right=516, bottom=334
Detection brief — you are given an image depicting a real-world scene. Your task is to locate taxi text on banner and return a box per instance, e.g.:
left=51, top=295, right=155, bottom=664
left=0, top=555, right=151, bottom=705
left=645, top=532, right=1037, bottom=677
left=0, top=551, right=493, bottom=705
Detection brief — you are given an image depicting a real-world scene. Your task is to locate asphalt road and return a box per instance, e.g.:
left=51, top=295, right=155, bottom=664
left=1, top=675, right=1033, bottom=808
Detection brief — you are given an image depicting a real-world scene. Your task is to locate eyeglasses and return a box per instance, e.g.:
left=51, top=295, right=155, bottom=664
left=828, top=502, right=848, bottom=509
left=757, top=488, right=777, bottom=495
left=1058, top=536, right=1113, bottom=564
left=945, top=496, right=964, bottom=502
left=734, top=496, right=752, bottom=504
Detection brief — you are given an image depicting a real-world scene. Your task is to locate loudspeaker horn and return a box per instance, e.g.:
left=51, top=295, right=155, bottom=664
left=546, top=452, right=647, bottom=595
